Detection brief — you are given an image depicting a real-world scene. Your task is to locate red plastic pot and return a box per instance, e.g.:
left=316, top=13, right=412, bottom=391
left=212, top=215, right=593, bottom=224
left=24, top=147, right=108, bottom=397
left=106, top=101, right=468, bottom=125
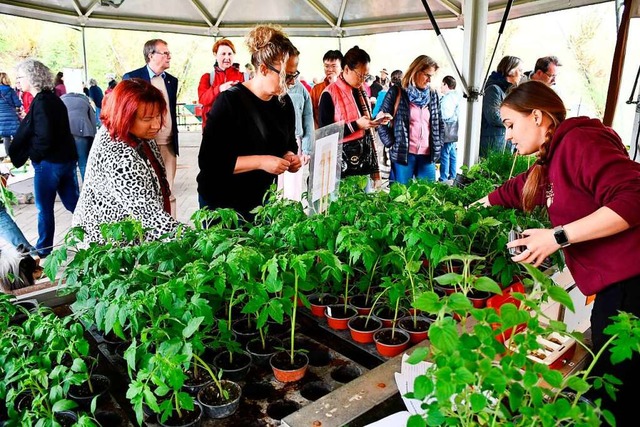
left=308, top=293, right=338, bottom=318
left=374, top=306, right=408, bottom=328
left=270, top=351, right=309, bottom=383
left=325, top=305, right=357, bottom=330
left=347, top=315, right=382, bottom=344
left=398, top=315, right=433, bottom=344
left=349, top=294, right=374, bottom=315
left=373, top=328, right=410, bottom=358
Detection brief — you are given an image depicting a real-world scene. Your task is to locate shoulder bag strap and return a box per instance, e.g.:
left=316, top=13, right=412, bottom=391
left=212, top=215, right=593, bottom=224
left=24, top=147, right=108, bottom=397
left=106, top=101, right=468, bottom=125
left=229, top=85, right=268, bottom=142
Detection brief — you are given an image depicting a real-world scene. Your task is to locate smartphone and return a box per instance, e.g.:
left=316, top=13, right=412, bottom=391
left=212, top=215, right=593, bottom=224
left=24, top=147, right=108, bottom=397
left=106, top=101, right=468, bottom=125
left=508, top=230, right=527, bottom=256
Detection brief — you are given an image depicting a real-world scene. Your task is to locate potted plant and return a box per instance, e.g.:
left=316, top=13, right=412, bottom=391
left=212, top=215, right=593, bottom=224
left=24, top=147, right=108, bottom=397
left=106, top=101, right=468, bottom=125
left=194, top=355, right=241, bottom=419
left=372, top=277, right=411, bottom=357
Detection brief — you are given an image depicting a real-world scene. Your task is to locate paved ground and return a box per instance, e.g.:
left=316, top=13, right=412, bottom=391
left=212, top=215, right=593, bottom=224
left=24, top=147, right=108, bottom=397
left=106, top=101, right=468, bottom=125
left=11, top=131, right=203, bottom=251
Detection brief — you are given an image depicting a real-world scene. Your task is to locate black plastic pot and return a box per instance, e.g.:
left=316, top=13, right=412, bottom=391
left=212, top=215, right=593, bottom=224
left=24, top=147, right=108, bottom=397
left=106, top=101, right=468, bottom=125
left=213, top=350, right=252, bottom=382
left=246, top=336, right=282, bottom=367
left=158, top=402, right=203, bottom=427
left=183, top=364, right=213, bottom=395
left=197, top=380, right=241, bottom=419
left=231, top=318, right=259, bottom=345
left=68, top=374, right=111, bottom=408
left=9, top=299, right=38, bottom=326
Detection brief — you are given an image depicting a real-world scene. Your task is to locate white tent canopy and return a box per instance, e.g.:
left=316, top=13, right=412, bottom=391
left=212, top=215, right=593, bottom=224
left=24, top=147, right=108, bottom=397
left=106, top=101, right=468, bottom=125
left=0, top=0, right=613, bottom=38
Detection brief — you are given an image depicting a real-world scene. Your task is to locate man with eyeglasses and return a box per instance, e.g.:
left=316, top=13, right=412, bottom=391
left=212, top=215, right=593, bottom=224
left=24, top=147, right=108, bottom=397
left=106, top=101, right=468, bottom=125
left=123, top=39, right=179, bottom=217
left=310, top=50, right=343, bottom=128
left=523, top=56, right=561, bottom=87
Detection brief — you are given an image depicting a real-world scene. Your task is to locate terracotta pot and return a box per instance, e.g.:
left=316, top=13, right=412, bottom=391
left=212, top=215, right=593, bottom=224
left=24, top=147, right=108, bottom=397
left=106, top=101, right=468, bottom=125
left=349, top=294, right=374, bottom=315
left=197, top=380, right=242, bottom=419
left=373, top=306, right=408, bottom=328
left=308, top=293, right=339, bottom=317
left=270, top=351, right=309, bottom=383
left=324, top=305, right=357, bottom=330
left=398, top=315, right=433, bottom=344
left=433, top=282, right=457, bottom=296
left=373, top=328, right=410, bottom=358
left=348, top=315, right=382, bottom=344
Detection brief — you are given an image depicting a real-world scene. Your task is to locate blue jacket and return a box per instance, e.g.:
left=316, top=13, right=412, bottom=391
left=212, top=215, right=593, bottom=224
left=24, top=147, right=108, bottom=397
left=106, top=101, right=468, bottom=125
left=123, top=66, right=179, bottom=155
left=0, top=85, right=21, bottom=137
left=88, top=85, right=104, bottom=109
left=377, top=85, right=443, bottom=165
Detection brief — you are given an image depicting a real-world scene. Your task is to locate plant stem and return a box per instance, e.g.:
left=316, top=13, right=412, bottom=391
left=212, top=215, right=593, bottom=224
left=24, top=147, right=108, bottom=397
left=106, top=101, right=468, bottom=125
left=344, top=272, right=350, bottom=312
left=194, top=354, right=224, bottom=399
left=174, top=391, right=182, bottom=419
left=291, top=272, right=299, bottom=365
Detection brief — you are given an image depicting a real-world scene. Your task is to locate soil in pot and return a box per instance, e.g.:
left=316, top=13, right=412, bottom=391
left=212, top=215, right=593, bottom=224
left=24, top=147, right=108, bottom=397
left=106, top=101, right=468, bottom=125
left=373, top=328, right=410, bottom=358
left=398, top=316, right=432, bottom=344
left=300, top=381, right=332, bottom=401
left=68, top=374, right=110, bottom=408
left=232, top=318, right=260, bottom=344
left=54, top=410, right=77, bottom=427
left=95, top=410, right=125, bottom=426
left=308, top=294, right=339, bottom=317
left=270, top=351, right=308, bottom=383
left=266, top=400, right=301, bottom=420
left=213, top=350, right=252, bottom=382
left=183, top=364, right=213, bottom=395
left=197, top=380, right=242, bottom=419
left=325, top=305, right=357, bottom=330
left=331, top=364, right=362, bottom=383
left=349, top=294, right=374, bottom=315
left=374, top=307, right=408, bottom=328
left=158, top=403, right=203, bottom=427
left=246, top=337, right=282, bottom=367
left=348, top=315, right=382, bottom=344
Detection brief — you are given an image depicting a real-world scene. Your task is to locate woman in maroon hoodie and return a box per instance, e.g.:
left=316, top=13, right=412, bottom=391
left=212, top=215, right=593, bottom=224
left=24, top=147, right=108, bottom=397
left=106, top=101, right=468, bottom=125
left=479, top=80, right=640, bottom=425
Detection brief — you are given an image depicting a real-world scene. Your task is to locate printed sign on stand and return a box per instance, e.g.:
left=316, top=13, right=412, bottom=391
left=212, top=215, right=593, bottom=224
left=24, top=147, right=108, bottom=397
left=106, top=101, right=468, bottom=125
left=308, top=123, right=343, bottom=215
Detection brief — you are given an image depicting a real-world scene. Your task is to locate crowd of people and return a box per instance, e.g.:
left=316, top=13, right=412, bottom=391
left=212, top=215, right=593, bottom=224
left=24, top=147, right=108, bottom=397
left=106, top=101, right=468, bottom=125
left=1, top=24, right=640, bottom=425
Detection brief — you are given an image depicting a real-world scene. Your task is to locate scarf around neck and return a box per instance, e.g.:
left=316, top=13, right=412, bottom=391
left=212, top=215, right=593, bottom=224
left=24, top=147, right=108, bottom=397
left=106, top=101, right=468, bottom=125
left=407, top=84, right=431, bottom=108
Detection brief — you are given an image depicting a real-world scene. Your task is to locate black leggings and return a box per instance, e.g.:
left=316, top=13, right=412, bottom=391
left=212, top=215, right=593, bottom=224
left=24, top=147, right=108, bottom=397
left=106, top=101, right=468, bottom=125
left=588, top=275, right=640, bottom=426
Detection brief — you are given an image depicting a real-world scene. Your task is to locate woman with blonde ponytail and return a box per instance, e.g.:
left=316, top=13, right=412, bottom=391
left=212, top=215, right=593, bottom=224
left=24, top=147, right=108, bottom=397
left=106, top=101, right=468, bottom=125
left=479, top=80, right=640, bottom=425
left=197, top=25, right=301, bottom=221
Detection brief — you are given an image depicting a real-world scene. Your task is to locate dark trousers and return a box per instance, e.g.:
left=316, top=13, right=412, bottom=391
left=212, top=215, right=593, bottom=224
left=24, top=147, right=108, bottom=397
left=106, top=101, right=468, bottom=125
left=587, top=274, right=640, bottom=426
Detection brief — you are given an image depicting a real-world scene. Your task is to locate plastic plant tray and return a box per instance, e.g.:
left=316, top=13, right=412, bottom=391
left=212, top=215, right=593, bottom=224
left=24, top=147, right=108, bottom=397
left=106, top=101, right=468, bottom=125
left=88, top=327, right=368, bottom=426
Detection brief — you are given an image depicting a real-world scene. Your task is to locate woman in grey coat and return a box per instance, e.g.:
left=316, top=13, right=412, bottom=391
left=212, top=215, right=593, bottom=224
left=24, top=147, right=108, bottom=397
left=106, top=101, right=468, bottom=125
left=61, top=92, right=96, bottom=180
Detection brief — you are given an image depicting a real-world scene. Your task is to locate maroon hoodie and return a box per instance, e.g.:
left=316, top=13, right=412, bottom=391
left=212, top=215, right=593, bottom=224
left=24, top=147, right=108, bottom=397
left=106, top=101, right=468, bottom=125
left=489, top=117, right=640, bottom=296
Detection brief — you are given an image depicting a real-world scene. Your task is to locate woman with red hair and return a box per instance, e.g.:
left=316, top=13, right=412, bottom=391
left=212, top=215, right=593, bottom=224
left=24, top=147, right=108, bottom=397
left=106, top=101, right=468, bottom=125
left=72, top=78, right=180, bottom=243
left=197, top=38, right=244, bottom=130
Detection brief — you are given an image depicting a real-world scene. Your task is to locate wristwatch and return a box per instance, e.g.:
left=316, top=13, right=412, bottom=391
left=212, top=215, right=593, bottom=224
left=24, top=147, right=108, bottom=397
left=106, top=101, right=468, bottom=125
left=553, top=225, right=571, bottom=248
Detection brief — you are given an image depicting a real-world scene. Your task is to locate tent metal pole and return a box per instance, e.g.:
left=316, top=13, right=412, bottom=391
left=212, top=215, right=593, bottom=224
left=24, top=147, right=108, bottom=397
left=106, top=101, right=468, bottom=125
left=461, top=0, right=488, bottom=168
left=81, top=26, right=88, bottom=84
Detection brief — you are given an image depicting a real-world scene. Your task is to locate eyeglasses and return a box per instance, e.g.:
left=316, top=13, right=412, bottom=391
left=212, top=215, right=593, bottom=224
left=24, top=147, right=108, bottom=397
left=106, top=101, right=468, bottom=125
left=153, top=51, right=171, bottom=57
left=545, top=72, right=557, bottom=79
left=266, top=64, right=300, bottom=82
left=351, top=68, right=371, bottom=82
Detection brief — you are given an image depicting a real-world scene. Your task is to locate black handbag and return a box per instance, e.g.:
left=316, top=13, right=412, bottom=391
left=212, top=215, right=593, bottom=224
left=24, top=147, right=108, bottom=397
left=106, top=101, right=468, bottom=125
left=341, top=133, right=377, bottom=177
left=442, top=119, right=459, bottom=143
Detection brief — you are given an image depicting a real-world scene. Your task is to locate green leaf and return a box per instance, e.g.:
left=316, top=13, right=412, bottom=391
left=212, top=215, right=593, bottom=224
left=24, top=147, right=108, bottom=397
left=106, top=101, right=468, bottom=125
left=407, top=414, right=427, bottom=427
left=565, top=375, right=590, bottom=393
left=52, top=399, right=77, bottom=413
left=548, top=285, right=574, bottom=312
left=407, top=347, right=429, bottom=365
left=182, top=316, right=204, bottom=339
left=474, top=276, right=503, bottom=295
left=429, top=320, right=459, bottom=355
left=413, top=375, right=431, bottom=400
left=469, top=392, right=488, bottom=412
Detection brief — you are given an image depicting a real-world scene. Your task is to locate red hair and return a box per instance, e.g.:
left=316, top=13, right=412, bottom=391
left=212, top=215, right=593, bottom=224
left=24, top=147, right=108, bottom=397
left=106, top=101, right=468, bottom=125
left=213, top=38, right=236, bottom=54
left=100, top=79, right=166, bottom=145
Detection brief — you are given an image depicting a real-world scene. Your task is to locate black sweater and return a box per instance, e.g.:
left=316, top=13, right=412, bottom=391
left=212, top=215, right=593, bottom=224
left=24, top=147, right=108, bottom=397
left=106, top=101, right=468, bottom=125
left=197, top=84, right=297, bottom=219
left=9, top=90, right=77, bottom=167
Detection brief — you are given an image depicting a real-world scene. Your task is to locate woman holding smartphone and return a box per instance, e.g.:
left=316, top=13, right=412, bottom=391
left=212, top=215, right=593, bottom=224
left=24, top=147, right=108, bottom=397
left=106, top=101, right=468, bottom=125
left=377, top=55, right=444, bottom=184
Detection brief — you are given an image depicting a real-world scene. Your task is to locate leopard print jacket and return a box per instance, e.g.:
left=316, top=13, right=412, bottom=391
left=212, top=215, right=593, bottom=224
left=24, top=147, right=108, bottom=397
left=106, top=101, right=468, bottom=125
left=72, top=126, right=179, bottom=243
